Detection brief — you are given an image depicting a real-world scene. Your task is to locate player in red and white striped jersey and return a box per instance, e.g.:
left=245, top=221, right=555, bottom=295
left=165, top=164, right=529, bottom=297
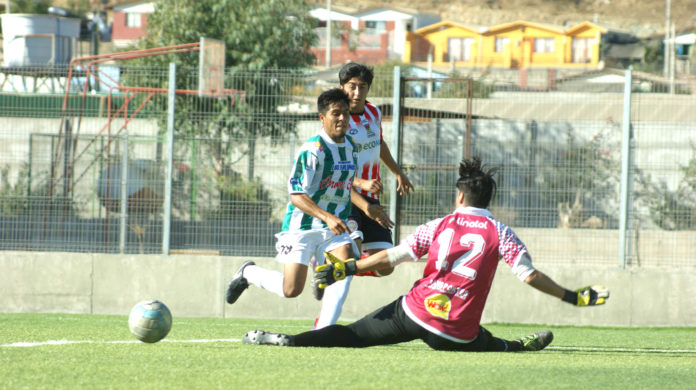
left=243, top=157, right=609, bottom=351
left=313, top=63, right=414, bottom=329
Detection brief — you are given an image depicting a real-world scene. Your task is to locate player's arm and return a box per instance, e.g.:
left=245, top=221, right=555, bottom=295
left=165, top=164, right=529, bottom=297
left=380, top=141, right=414, bottom=196
left=524, top=270, right=610, bottom=306
left=314, top=245, right=414, bottom=288
left=352, top=176, right=383, bottom=194
left=290, top=193, right=348, bottom=235
left=524, top=270, right=567, bottom=299
left=501, top=230, right=609, bottom=307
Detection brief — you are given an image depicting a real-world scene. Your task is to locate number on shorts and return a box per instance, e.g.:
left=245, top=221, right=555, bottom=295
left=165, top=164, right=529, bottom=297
left=277, top=245, right=293, bottom=255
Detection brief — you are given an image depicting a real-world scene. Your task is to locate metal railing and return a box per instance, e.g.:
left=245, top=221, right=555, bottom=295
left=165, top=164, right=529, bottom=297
left=0, top=64, right=694, bottom=268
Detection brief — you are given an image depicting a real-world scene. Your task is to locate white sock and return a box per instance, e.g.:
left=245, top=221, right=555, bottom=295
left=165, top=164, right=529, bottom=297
left=243, top=265, right=285, bottom=298
left=314, top=275, right=352, bottom=329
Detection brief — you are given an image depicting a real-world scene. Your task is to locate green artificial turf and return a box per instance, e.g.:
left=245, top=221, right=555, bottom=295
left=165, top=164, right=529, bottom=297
left=1, top=313, right=694, bottom=389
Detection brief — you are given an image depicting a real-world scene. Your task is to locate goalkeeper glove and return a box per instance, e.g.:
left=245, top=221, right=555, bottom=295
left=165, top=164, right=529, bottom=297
left=562, top=285, right=610, bottom=306
left=313, top=252, right=357, bottom=289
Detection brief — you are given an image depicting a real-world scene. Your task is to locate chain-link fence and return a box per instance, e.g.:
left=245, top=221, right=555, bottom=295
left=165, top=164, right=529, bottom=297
left=0, top=65, right=694, bottom=267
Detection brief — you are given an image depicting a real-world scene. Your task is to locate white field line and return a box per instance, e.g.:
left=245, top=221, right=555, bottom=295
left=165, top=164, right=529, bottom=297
left=547, top=345, right=696, bottom=354
left=1, top=338, right=241, bottom=348
left=2, top=340, right=695, bottom=354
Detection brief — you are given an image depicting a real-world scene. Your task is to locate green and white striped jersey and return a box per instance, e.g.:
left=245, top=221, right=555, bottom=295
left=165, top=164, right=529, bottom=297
left=281, top=129, right=358, bottom=231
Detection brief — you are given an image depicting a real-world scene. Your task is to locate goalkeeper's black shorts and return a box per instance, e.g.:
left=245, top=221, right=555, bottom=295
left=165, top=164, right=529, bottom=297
left=293, top=296, right=506, bottom=351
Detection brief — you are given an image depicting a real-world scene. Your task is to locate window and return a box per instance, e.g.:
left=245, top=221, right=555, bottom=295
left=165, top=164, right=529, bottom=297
left=534, top=38, right=555, bottom=53
left=494, top=37, right=509, bottom=53
left=447, top=38, right=474, bottom=61
left=126, top=12, right=141, bottom=28
left=572, top=38, right=592, bottom=63
left=364, top=21, right=386, bottom=31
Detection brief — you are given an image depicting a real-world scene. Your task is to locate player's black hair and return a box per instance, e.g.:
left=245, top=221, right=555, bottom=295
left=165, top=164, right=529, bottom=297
left=338, top=62, right=374, bottom=88
left=456, top=157, right=499, bottom=208
left=317, top=88, right=350, bottom=115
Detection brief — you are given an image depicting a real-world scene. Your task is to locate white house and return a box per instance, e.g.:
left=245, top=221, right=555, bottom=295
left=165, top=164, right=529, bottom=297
left=309, top=5, right=439, bottom=65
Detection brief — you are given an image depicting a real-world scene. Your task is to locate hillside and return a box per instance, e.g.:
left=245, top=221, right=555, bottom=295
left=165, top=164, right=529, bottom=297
left=318, top=0, right=696, bottom=37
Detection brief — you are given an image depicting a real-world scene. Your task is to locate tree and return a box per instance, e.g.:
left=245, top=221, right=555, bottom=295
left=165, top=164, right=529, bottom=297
left=637, top=145, right=696, bottom=230
left=537, top=125, right=619, bottom=228
left=140, top=0, right=317, bottom=70
left=8, top=0, right=51, bottom=14
left=129, top=0, right=318, bottom=220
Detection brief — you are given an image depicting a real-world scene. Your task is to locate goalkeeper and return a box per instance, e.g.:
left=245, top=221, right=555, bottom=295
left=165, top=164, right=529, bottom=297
left=243, top=157, right=609, bottom=351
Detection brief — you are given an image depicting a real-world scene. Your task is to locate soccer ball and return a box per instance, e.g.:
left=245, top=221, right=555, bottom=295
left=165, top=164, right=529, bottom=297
left=128, top=299, right=172, bottom=343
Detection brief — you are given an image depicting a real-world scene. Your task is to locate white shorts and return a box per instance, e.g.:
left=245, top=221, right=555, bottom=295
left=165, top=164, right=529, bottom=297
left=274, top=228, right=352, bottom=267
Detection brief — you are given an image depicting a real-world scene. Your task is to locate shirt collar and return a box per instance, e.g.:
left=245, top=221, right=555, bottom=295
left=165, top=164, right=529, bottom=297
left=454, top=206, right=493, bottom=218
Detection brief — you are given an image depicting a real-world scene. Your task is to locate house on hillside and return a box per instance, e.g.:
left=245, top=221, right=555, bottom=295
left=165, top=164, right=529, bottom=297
left=405, top=19, right=606, bottom=70
left=310, top=5, right=440, bottom=66
left=111, top=1, right=155, bottom=48
left=404, top=21, right=486, bottom=67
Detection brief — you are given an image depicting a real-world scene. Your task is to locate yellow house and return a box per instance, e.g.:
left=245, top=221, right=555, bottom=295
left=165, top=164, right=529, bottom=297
left=405, top=19, right=606, bottom=69
left=563, top=21, right=606, bottom=66
left=404, top=20, right=485, bottom=67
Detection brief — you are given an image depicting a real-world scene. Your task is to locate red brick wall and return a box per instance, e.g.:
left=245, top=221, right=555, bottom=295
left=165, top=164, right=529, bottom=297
left=112, top=11, right=149, bottom=40
left=310, top=31, right=389, bottom=66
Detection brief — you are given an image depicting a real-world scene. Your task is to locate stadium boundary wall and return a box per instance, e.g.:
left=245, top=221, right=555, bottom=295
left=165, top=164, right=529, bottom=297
left=2, top=250, right=694, bottom=327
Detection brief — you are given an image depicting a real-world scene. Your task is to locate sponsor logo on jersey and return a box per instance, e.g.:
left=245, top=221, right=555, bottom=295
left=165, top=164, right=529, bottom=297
left=347, top=219, right=359, bottom=233
left=424, top=293, right=451, bottom=320
left=456, top=218, right=488, bottom=229
left=354, top=140, right=380, bottom=153
left=348, top=128, right=360, bottom=135
left=427, top=280, right=469, bottom=300
left=333, top=160, right=356, bottom=171
left=365, top=125, right=376, bottom=138
left=320, top=194, right=349, bottom=204
left=319, top=176, right=352, bottom=191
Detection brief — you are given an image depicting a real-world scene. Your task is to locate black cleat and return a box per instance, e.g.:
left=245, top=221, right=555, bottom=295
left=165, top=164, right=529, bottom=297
left=516, top=330, right=554, bottom=351
left=243, top=330, right=294, bottom=346
left=225, top=261, right=255, bottom=304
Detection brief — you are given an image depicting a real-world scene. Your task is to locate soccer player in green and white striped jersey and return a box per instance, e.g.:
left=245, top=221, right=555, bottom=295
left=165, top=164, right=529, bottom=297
left=225, top=88, right=393, bottom=304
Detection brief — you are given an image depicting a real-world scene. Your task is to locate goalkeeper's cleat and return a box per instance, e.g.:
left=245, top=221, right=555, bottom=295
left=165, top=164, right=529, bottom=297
left=516, top=330, right=554, bottom=351
left=243, top=330, right=294, bottom=346
left=225, top=261, right=255, bottom=304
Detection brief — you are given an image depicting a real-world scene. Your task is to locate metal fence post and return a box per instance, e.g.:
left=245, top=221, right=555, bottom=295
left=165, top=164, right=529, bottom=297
left=390, top=66, right=402, bottom=244
left=119, top=130, right=129, bottom=254
left=162, top=62, right=176, bottom=255
left=618, top=68, right=633, bottom=268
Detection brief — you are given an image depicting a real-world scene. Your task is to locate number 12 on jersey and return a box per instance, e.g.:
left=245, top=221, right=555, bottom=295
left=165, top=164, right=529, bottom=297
left=435, top=228, right=485, bottom=280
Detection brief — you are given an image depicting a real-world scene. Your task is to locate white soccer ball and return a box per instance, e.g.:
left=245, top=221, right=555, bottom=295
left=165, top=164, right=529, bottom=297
left=128, top=299, right=172, bottom=343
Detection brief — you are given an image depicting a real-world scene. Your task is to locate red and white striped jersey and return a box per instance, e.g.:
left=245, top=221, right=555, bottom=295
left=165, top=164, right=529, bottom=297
left=400, top=207, right=533, bottom=343
left=347, top=102, right=382, bottom=200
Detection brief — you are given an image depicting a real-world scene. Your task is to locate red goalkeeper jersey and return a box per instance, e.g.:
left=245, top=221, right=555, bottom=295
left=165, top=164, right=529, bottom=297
left=401, top=207, right=532, bottom=342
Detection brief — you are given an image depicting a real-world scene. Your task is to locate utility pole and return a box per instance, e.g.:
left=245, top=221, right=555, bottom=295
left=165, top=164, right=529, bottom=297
left=663, top=0, right=671, bottom=78
left=325, top=0, right=332, bottom=68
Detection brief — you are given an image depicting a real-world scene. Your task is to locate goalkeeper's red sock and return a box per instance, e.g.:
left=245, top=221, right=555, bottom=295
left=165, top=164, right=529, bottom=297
left=354, top=253, right=380, bottom=277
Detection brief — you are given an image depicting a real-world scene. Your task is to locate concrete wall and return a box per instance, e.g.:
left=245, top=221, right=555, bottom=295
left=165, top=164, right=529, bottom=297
left=2, top=251, right=695, bottom=327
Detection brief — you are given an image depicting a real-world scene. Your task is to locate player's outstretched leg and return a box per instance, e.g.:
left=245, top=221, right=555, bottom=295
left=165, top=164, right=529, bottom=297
left=513, top=330, right=554, bottom=351
left=243, top=330, right=294, bottom=346
left=225, top=261, right=255, bottom=304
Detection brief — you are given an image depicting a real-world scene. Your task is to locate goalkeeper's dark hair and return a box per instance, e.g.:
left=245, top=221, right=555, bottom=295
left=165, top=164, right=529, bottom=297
left=339, top=62, right=374, bottom=88
left=456, top=157, right=498, bottom=208
left=317, top=88, right=350, bottom=115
